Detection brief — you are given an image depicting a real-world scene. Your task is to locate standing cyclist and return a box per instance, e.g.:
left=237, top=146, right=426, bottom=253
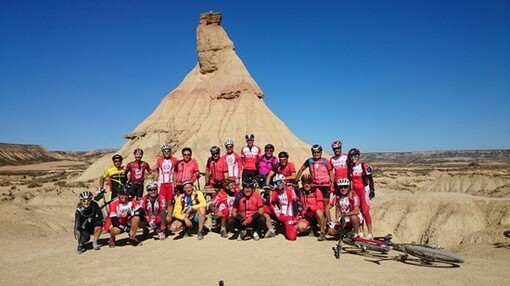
left=125, top=148, right=152, bottom=202
left=99, top=154, right=127, bottom=200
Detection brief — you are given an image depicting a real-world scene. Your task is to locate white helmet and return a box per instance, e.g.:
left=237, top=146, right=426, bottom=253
left=146, top=181, right=158, bottom=190
left=79, top=191, right=93, bottom=200
left=224, top=139, right=234, bottom=146
left=161, top=144, right=172, bottom=151
left=336, top=178, right=350, bottom=187
left=273, top=174, right=285, bottom=184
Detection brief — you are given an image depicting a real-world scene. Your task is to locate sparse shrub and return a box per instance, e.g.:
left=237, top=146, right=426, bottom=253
left=27, top=182, right=42, bottom=188
left=54, top=181, right=67, bottom=187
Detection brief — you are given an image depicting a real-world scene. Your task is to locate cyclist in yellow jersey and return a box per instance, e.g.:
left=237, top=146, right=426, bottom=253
left=99, top=154, right=128, bottom=200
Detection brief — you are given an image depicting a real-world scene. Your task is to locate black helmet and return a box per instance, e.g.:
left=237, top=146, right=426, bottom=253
left=348, top=148, right=361, bottom=157
left=210, top=146, right=220, bottom=154
left=245, top=133, right=255, bottom=140
left=311, top=144, right=322, bottom=152
left=278, top=151, right=289, bottom=158
left=264, top=144, right=274, bottom=151
left=112, top=154, right=123, bottom=161
left=242, top=178, right=256, bottom=188
left=118, top=185, right=131, bottom=195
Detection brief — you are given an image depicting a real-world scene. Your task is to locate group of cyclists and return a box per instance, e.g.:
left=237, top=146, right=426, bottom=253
left=74, top=134, right=375, bottom=254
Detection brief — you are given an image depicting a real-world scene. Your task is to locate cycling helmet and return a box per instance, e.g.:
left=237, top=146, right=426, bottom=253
left=311, top=144, right=322, bottom=152
left=278, top=151, right=289, bottom=158
left=336, top=178, right=350, bottom=187
left=331, top=140, right=342, bottom=149
left=146, top=181, right=158, bottom=190
left=348, top=148, right=361, bottom=157
left=210, top=146, right=220, bottom=154
left=301, top=174, right=313, bottom=183
left=161, top=144, right=172, bottom=152
left=224, top=139, right=234, bottom=146
left=182, top=179, right=194, bottom=187
left=133, top=148, right=144, bottom=155
left=264, top=144, right=275, bottom=151
left=118, top=185, right=131, bottom=195
left=242, top=178, right=256, bottom=188
left=112, top=154, right=123, bottom=161
left=79, top=191, right=93, bottom=200
left=245, top=133, right=255, bottom=140
left=273, top=174, right=285, bottom=185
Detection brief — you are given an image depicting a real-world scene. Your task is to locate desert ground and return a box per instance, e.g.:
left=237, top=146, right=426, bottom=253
left=0, top=153, right=509, bottom=285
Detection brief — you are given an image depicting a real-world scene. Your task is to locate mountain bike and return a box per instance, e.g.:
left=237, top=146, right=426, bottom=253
left=331, top=219, right=464, bottom=265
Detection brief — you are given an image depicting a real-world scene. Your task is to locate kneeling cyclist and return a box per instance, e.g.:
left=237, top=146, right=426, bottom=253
left=170, top=180, right=207, bottom=240
left=140, top=181, right=167, bottom=240
left=228, top=178, right=266, bottom=241
left=74, top=191, right=104, bottom=254
left=104, top=186, right=143, bottom=247
left=326, top=178, right=362, bottom=236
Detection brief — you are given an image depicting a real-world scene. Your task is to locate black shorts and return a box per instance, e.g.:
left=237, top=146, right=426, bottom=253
left=242, top=170, right=258, bottom=182
left=129, top=182, right=144, bottom=198
left=316, top=186, right=331, bottom=200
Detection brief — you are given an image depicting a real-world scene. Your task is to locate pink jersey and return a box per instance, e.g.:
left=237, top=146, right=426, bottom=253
left=302, top=158, right=332, bottom=186
left=330, top=154, right=348, bottom=180
left=241, top=145, right=261, bottom=171
left=349, top=162, right=372, bottom=190
left=174, top=159, right=199, bottom=185
left=329, top=192, right=360, bottom=213
left=125, top=161, right=151, bottom=183
left=220, top=152, right=242, bottom=179
left=258, top=155, right=278, bottom=175
left=155, top=157, right=178, bottom=184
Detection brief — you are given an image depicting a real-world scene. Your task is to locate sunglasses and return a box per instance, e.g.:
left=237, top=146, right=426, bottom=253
left=312, top=151, right=321, bottom=154
left=148, top=188, right=158, bottom=191
left=81, top=199, right=92, bottom=203
left=339, top=185, right=349, bottom=189
left=183, top=153, right=191, bottom=156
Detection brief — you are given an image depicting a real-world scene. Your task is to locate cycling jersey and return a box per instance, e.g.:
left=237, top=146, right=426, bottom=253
left=297, top=187, right=324, bottom=217
left=220, top=152, right=242, bottom=180
left=329, top=192, right=360, bottom=213
left=269, top=187, right=297, bottom=217
left=302, top=158, right=332, bottom=186
left=330, top=154, right=348, bottom=181
left=174, top=159, right=199, bottom=186
left=206, top=157, right=226, bottom=186
left=173, top=190, right=207, bottom=221
left=257, top=155, right=278, bottom=175
left=74, top=201, right=104, bottom=231
left=212, top=189, right=239, bottom=219
left=240, top=145, right=261, bottom=171
left=125, top=161, right=151, bottom=183
left=349, top=162, right=373, bottom=190
left=233, top=192, right=263, bottom=218
left=272, top=162, right=296, bottom=178
left=141, top=194, right=167, bottom=231
left=104, top=197, right=141, bottom=231
left=102, top=167, right=127, bottom=194
left=155, top=157, right=178, bottom=184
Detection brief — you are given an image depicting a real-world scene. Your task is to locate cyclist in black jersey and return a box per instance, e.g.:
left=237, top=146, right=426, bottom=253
left=74, top=191, right=104, bottom=254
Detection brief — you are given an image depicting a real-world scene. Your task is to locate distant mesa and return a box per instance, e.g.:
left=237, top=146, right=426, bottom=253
left=78, top=11, right=310, bottom=181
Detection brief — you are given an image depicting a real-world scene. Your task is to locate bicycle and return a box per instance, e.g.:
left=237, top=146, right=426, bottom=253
left=331, top=219, right=464, bottom=265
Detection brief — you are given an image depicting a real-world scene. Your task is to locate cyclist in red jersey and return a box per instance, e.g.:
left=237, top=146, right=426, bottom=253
left=295, top=174, right=327, bottom=241
left=205, top=146, right=226, bottom=193
left=140, top=182, right=167, bottom=240
left=220, top=139, right=242, bottom=185
left=257, top=144, right=278, bottom=187
left=125, top=148, right=152, bottom=202
left=153, top=144, right=178, bottom=222
left=104, top=186, right=143, bottom=247
left=240, top=133, right=261, bottom=182
left=228, top=178, right=266, bottom=241
left=211, top=178, right=239, bottom=238
left=173, top=147, right=200, bottom=194
left=347, top=148, right=375, bottom=238
left=265, top=151, right=297, bottom=186
left=326, top=178, right=361, bottom=236
left=267, top=174, right=299, bottom=240
left=99, top=154, right=128, bottom=200
left=295, top=144, right=333, bottom=218
left=329, top=140, right=349, bottom=182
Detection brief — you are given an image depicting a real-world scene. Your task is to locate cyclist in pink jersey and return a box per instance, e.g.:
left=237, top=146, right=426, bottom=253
left=265, top=151, right=297, bottom=186
left=326, top=178, right=361, bottom=236
left=220, top=139, right=242, bottom=185
left=153, top=144, right=178, bottom=222
left=173, top=147, right=200, bottom=193
left=125, top=148, right=152, bottom=202
left=205, top=146, right=226, bottom=191
left=329, top=140, right=349, bottom=182
left=240, top=133, right=261, bottom=182
left=104, top=186, right=143, bottom=247
left=347, top=148, right=375, bottom=238
left=140, top=182, right=167, bottom=240
left=295, top=144, right=333, bottom=217
left=256, top=144, right=278, bottom=187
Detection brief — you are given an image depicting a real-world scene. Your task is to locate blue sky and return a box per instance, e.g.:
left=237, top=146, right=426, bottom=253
left=1, top=1, right=509, bottom=152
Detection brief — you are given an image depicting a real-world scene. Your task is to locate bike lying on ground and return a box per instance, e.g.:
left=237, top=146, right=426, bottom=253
left=331, top=218, right=464, bottom=265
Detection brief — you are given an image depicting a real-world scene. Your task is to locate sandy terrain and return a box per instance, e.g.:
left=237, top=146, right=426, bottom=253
left=1, top=158, right=509, bottom=285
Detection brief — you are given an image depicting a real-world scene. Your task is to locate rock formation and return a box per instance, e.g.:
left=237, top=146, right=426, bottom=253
left=78, top=12, right=311, bottom=181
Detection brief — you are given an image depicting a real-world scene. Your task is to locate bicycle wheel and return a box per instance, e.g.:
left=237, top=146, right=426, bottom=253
left=404, top=245, right=464, bottom=263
